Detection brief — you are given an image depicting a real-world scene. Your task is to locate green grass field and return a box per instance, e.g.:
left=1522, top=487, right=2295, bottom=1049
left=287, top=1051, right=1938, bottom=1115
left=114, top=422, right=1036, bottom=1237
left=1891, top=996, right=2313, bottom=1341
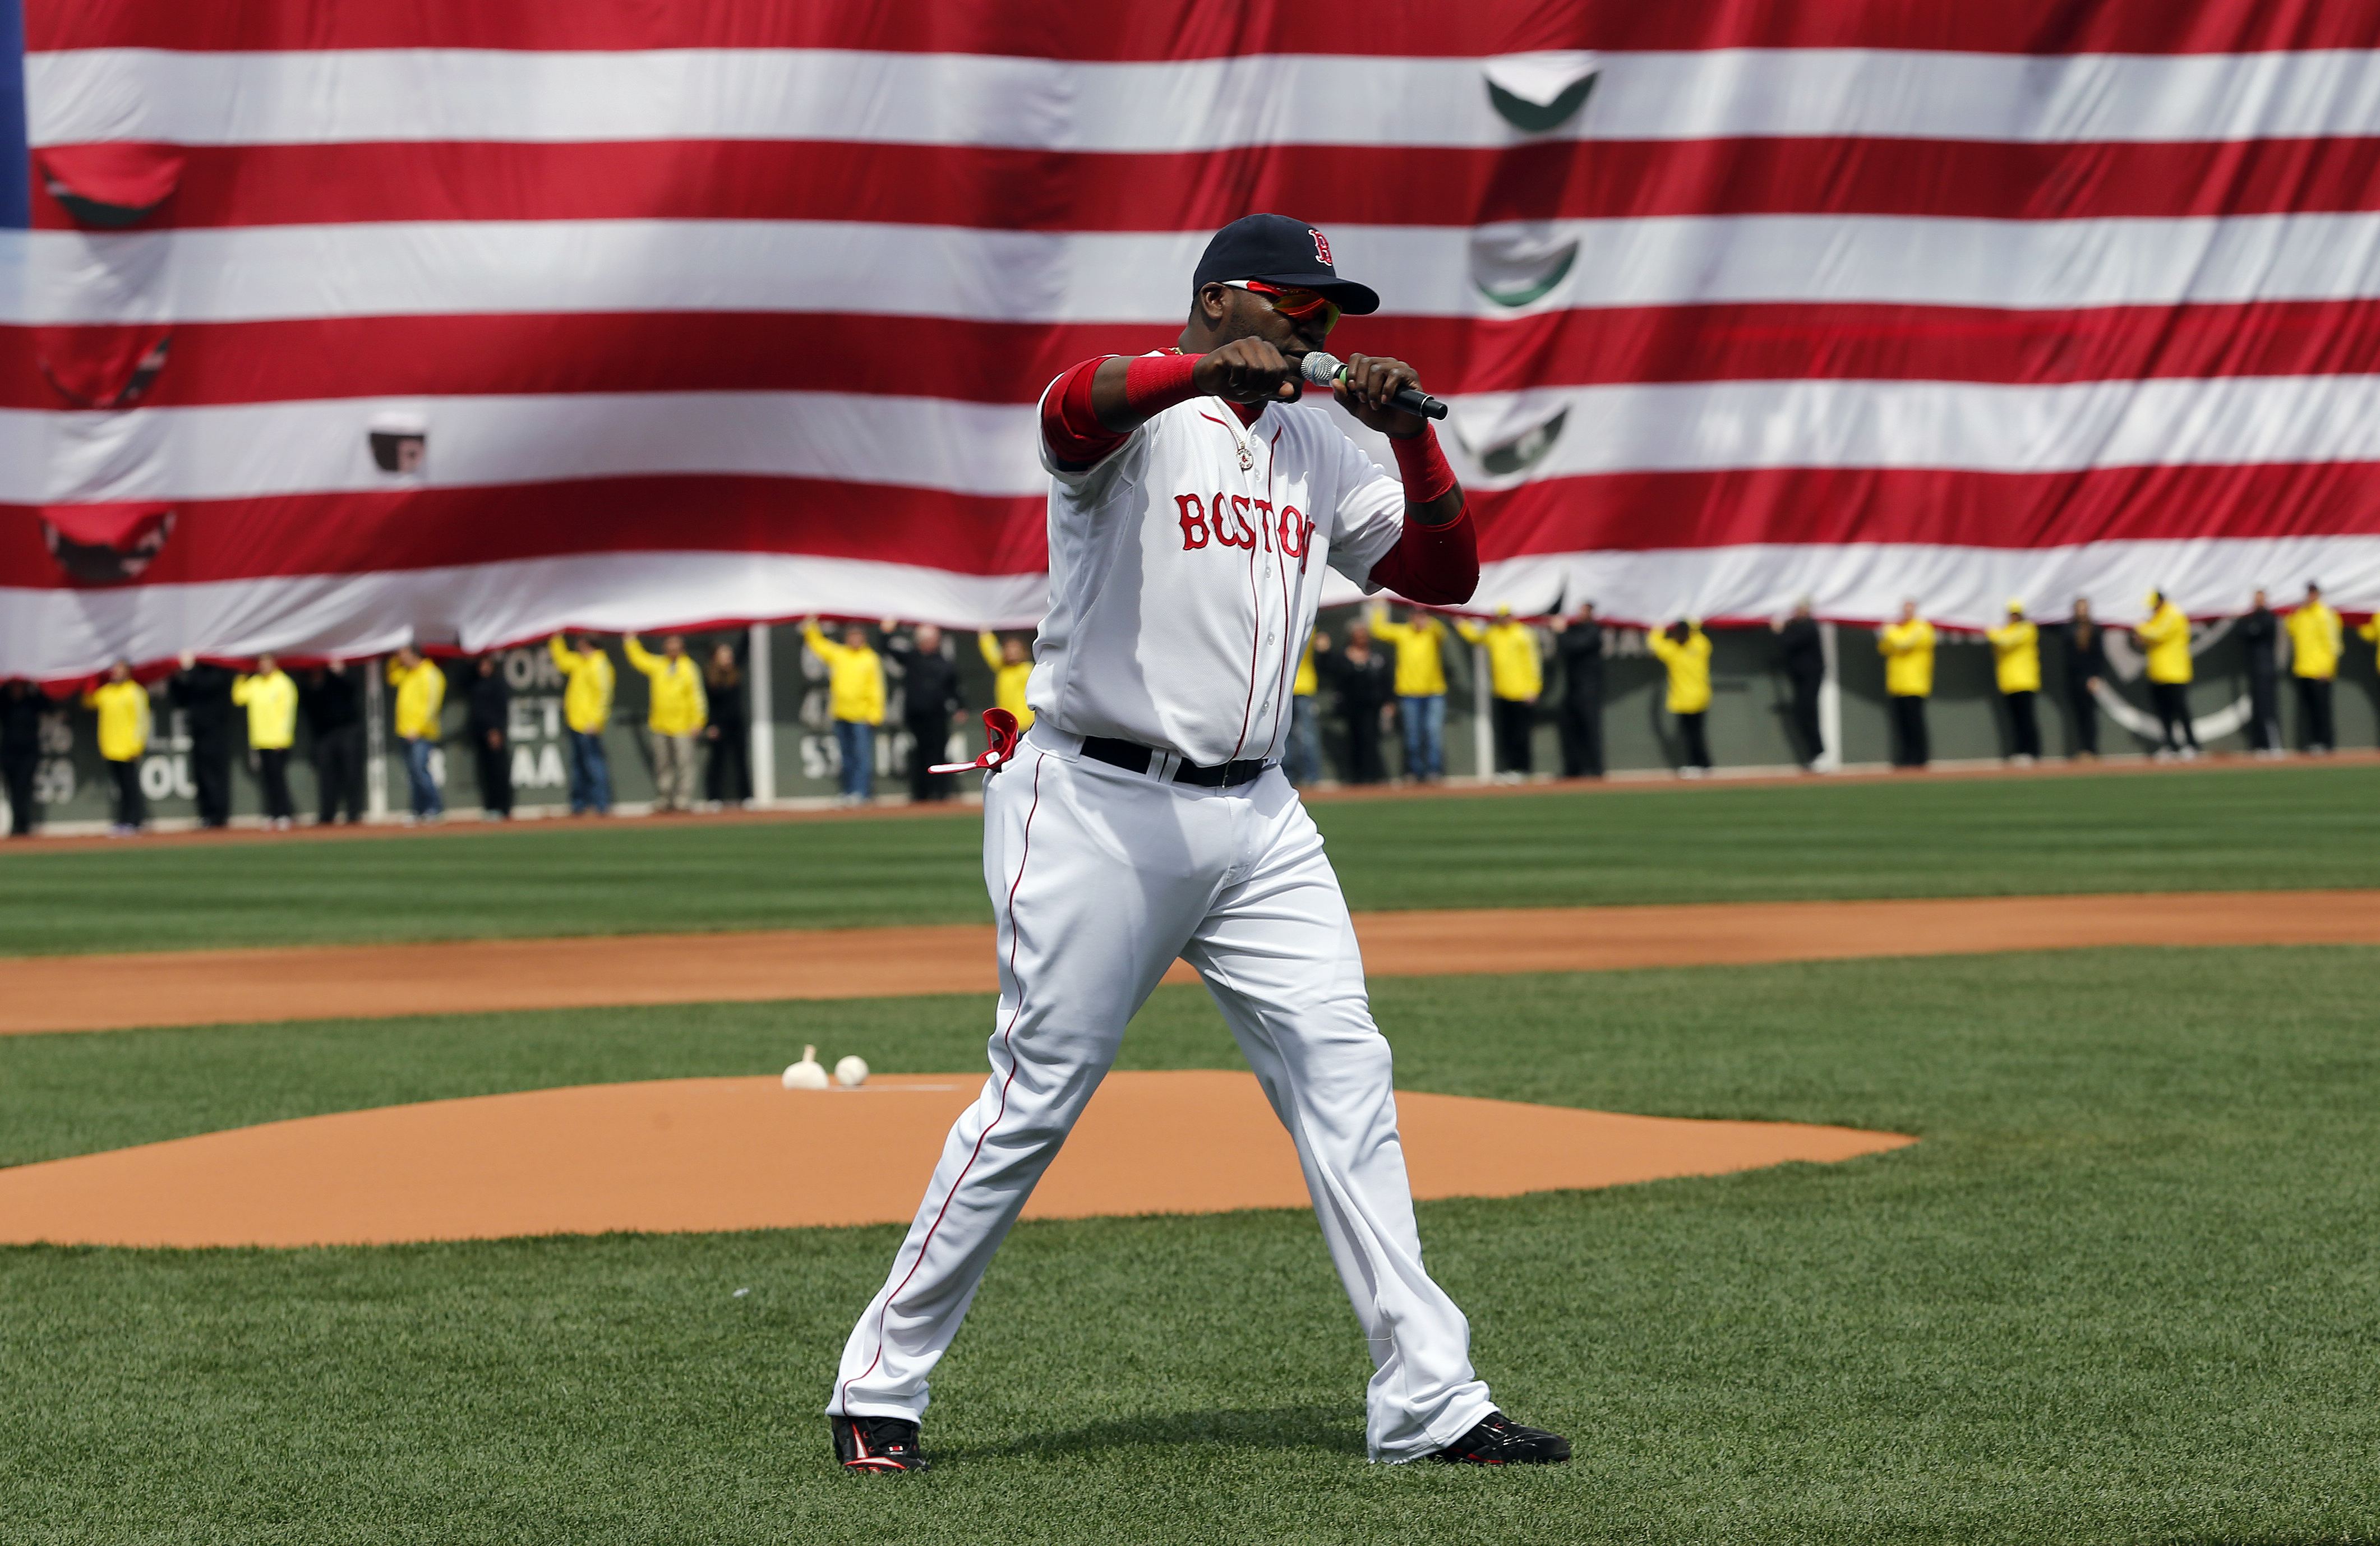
left=4, top=762, right=2377, bottom=956
left=7, top=949, right=2380, bottom=1544
left=9, top=767, right=2378, bottom=1541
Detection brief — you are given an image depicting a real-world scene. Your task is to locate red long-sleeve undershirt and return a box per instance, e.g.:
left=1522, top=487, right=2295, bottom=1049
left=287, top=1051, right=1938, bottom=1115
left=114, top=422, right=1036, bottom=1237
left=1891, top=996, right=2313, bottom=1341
left=1037, top=353, right=1476, bottom=604
left=1369, top=504, right=1477, bottom=607
left=1041, top=353, right=1214, bottom=469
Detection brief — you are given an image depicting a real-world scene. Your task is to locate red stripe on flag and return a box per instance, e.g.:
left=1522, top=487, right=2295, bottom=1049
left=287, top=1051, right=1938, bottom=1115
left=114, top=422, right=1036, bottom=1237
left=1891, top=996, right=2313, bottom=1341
left=8, top=301, right=2377, bottom=412
left=28, top=136, right=2380, bottom=234
left=10, top=463, right=2380, bottom=592
left=27, top=0, right=2374, bottom=57
left=0, top=479, right=1047, bottom=590
left=1471, top=462, right=2380, bottom=559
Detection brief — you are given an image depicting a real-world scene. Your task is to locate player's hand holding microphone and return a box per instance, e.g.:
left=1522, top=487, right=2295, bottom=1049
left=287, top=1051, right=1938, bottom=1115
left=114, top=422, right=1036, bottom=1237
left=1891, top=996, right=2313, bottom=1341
left=1192, top=341, right=1449, bottom=439
left=1300, top=349, right=1448, bottom=439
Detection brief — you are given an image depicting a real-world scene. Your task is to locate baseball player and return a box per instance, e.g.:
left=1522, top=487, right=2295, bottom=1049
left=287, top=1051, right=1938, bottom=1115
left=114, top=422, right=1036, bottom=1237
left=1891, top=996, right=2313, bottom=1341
left=828, top=214, right=1569, bottom=1471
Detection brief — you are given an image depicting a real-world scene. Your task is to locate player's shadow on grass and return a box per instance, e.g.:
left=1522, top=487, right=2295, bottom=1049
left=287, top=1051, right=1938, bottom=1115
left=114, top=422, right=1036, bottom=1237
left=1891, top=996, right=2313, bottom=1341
left=953, top=1404, right=1364, bottom=1462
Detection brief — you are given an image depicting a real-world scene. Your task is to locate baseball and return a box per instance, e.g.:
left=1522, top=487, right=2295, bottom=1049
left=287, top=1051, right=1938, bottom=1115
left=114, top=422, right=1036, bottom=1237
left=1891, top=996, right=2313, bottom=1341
left=781, top=1045, right=830, bottom=1090
left=834, top=1055, right=870, bottom=1088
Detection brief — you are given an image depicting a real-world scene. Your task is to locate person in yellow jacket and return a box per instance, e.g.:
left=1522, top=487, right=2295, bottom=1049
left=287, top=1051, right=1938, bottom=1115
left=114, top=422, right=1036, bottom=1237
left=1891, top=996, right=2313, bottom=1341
left=1645, top=619, right=1714, bottom=776
left=549, top=634, right=616, bottom=814
left=82, top=660, right=151, bottom=834
left=2285, top=582, right=2343, bottom=754
left=1368, top=603, right=1450, bottom=781
left=1878, top=601, right=1935, bottom=768
left=233, top=653, right=299, bottom=828
left=1456, top=605, right=1547, bottom=779
left=623, top=633, right=707, bottom=813
left=1985, top=600, right=2042, bottom=764
left=387, top=646, right=448, bottom=820
left=808, top=618, right=887, bottom=805
left=1285, top=634, right=1322, bottom=786
left=2133, top=589, right=2198, bottom=757
left=977, top=631, right=1036, bottom=733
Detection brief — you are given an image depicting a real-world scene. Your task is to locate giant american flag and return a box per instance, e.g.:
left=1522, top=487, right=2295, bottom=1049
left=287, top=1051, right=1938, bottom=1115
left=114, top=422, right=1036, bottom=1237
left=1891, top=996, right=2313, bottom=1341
left=3, top=1, right=2376, bottom=679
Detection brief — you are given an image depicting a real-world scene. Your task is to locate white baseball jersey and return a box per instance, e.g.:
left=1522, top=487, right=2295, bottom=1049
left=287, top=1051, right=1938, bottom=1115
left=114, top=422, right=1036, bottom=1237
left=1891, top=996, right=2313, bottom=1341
left=1029, top=375, right=1408, bottom=767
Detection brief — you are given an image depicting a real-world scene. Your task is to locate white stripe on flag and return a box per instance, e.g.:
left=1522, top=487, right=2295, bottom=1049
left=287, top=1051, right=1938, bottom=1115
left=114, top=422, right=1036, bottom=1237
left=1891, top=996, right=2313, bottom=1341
left=1436, top=374, right=2380, bottom=486
left=1463, top=535, right=2380, bottom=634
left=13, top=375, right=2380, bottom=505
left=29, top=47, right=2380, bottom=150
left=16, top=213, right=2380, bottom=326
left=15, top=391, right=1045, bottom=503
left=0, top=555, right=1051, bottom=680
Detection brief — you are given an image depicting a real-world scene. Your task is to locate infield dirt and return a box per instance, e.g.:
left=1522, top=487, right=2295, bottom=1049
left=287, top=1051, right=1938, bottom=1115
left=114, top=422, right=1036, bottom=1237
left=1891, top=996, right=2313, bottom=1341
left=0, top=1070, right=1915, bottom=1247
left=6, top=889, right=2374, bottom=1036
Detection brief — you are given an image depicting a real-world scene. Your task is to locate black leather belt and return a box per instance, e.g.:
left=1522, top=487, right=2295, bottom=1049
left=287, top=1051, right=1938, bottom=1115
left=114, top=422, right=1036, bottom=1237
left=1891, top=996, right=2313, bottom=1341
left=1081, top=736, right=1272, bottom=789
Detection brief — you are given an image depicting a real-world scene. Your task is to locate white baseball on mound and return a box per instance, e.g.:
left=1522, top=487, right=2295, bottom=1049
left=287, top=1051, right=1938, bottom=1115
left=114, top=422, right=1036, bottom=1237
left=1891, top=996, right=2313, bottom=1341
left=834, top=1055, right=870, bottom=1088
left=781, top=1045, right=830, bottom=1090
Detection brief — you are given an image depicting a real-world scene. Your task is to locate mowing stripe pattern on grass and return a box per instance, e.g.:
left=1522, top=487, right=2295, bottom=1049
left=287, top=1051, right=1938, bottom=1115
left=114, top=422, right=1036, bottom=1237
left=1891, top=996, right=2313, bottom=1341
left=4, top=763, right=2376, bottom=957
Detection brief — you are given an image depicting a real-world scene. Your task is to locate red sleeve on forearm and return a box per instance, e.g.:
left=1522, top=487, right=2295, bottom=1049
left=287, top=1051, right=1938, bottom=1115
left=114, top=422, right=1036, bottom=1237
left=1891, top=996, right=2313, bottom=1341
left=1123, top=351, right=1200, bottom=417
left=1367, top=506, right=1478, bottom=607
left=1040, top=356, right=1127, bottom=469
left=1389, top=424, right=1459, bottom=503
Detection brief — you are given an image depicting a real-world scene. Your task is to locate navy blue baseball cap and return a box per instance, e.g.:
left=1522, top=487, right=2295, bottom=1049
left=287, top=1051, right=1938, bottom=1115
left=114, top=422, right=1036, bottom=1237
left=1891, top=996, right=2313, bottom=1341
left=1192, top=214, right=1381, bottom=315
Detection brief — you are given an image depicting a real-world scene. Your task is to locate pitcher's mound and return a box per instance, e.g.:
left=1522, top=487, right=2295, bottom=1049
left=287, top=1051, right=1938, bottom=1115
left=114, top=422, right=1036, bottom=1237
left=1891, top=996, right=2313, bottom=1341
left=0, top=1071, right=1913, bottom=1248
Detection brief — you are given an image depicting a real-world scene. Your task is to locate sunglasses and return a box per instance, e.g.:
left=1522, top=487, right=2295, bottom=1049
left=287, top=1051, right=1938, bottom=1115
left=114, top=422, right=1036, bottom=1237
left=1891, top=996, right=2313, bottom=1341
left=1225, top=279, right=1341, bottom=336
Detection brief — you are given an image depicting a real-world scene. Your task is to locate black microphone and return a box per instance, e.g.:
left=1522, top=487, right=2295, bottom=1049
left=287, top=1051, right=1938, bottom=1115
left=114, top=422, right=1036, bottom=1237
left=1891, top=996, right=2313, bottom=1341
left=1298, top=351, right=1449, bottom=421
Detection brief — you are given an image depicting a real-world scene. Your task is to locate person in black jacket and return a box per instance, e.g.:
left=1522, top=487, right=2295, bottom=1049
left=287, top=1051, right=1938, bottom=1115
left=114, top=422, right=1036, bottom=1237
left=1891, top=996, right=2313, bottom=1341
left=1316, top=623, right=1395, bottom=784
left=2063, top=599, right=2109, bottom=760
left=168, top=653, right=238, bottom=827
left=703, top=643, right=753, bottom=807
left=1549, top=600, right=1604, bottom=778
left=2236, top=589, right=2282, bottom=756
left=298, top=663, right=366, bottom=824
left=2, top=679, right=44, bottom=837
left=1772, top=599, right=1827, bottom=768
left=465, top=655, right=513, bottom=819
left=890, top=625, right=963, bottom=804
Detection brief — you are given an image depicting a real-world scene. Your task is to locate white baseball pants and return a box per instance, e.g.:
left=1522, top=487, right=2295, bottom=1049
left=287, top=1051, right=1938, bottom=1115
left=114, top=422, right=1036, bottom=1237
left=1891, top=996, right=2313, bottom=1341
left=828, top=728, right=1496, bottom=1461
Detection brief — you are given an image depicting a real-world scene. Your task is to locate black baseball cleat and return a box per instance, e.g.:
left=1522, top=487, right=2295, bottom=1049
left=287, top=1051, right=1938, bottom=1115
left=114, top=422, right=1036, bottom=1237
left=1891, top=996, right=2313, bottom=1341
left=1428, top=1411, right=1571, bottom=1465
left=832, top=1413, right=929, bottom=1473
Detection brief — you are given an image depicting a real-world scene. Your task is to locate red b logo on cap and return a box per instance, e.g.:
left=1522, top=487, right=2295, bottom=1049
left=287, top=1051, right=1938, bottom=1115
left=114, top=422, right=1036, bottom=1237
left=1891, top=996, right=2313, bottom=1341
left=1309, top=228, right=1332, bottom=266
